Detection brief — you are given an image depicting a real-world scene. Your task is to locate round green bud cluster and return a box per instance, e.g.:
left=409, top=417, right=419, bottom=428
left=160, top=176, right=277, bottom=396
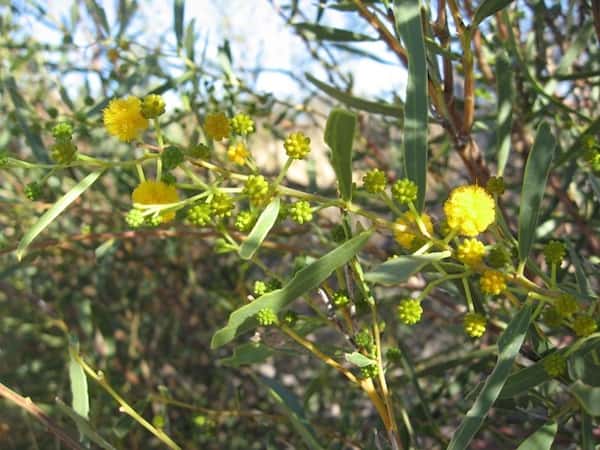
left=256, top=308, right=278, bottom=326
left=391, top=179, right=418, bottom=205
left=186, top=203, right=212, bottom=226
left=141, top=94, right=166, bottom=119
left=51, top=140, right=77, bottom=164
left=147, top=214, right=163, bottom=227
left=283, top=310, right=298, bottom=326
left=464, top=312, right=486, bottom=338
left=360, top=364, right=379, bottom=379
left=542, top=353, right=566, bottom=377
left=243, top=175, right=270, bottom=207
left=332, top=291, right=350, bottom=307
left=209, top=192, right=234, bottom=219
left=543, top=307, right=563, bottom=328
left=555, top=294, right=579, bottom=318
left=125, top=209, right=145, bottom=228
left=397, top=299, right=423, bottom=325
left=355, top=329, right=373, bottom=349
left=487, top=245, right=510, bottom=268
left=543, top=240, right=566, bottom=265
left=385, top=347, right=402, bottom=363
left=51, top=122, right=74, bottom=140
left=572, top=315, right=598, bottom=337
left=188, top=143, right=211, bottom=160
left=235, top=211, right=255, bottom=232
left=231, top=113, right=255, bottom=136
left=161, top=172, right=177, bottom=185
left=161, top=146, right=184, bottom=171
left=330, top=224, right=347, bottom=243
left=24, top=182, right=42, bottom=201
left=284, top=131, right=311, bottom=159
left=362, top=168, right=387, bottom=194
left=485, top=176, right=505, bottom=195
left=289, top=201, right=313, bottom=224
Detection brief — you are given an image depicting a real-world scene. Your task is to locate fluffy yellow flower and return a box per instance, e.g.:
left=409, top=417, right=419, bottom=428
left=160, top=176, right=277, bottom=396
left=204, top=112, right=230, bottom=140
left=394, top=211, right=433, bottom=250
left=456, top=238, right=486, bottom=266
left=131, top=180, right=179, bottom=222
left=227, top=142, right=250, bottom=165
left=444, top=185, right=495, bottom=236
left=103, top=97, right=149, bottom=142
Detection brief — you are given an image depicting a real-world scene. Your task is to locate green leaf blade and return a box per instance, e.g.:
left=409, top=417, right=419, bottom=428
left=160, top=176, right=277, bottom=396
left=394, top=0, right=429, bottom=212
left=324, top=109, right=356, bottom=202
left=518, top=122, right=556, bottom=263
left=447, top=303, right=533, bottom=450
left=16, top=170, right=104, bottom=260
left=239, top=198, right=280, bottom=260
left=211, top=231, right=372, bottom=348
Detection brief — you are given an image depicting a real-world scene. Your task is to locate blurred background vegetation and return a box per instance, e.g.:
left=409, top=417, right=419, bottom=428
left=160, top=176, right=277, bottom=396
left=1, top=0, right=600, bottom=449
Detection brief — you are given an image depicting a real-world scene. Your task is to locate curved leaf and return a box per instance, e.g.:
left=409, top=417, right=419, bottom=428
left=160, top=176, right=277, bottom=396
left=239, top=198, right=280, bottom=260
left=394, top=0, right=429, bottom=212
left=518, top=122, right=556, bottom=263
left=447, top=303, right=533, bottom=450
left=211, top=231, right=372, bottom=348
left=325, top=109, right=356, bottom=202
left=16, top=170, right=105, bottom=260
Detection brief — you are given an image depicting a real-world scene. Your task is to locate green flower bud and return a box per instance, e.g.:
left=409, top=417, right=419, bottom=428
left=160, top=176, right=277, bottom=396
left=362, top=168, right=387, bottom=194
left=391, top=179, right=418, bottom=205
left=289, top=201, right=312, bottom=224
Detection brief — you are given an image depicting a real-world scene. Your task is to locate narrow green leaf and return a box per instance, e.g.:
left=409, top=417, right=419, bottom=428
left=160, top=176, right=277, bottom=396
left=174, top=0, right=184, bottom=48
left=472, top=0, right=514, bottom=26
left=518, top=122, right=556, bottom=263
left=55, top=399, right=116, bottom=450
left=68, top=351, right=89, bottom=420
left=496, top=50, right=513, bottom=176
left=211, top=231, right=372, bottom=348
left=394, top=0, right=429, bottom=212
left=221, top=342, right=274, bottom=368
left=259, top=376, right=324, bottom=450
left=447, top=303, right=533, bottom=450
left=324, top=109, right=356, bottom=202
left=239, top=198, right=280, bottom=260
left=292, top=22, right=376, bottom=41
left=570, top=381, right=600, bottom=416
left=306, top=74, right=404, bottom=118
left=516, top=421, right=557, bottom=450
left=16, top=170, right=104, bottom=260
left=364, top=251, right=450, bottom=285
left=344, top=352, right=376, bottom=367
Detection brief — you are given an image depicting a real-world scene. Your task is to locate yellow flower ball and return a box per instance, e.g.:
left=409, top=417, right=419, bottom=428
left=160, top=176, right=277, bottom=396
left=131, top=180, right=179, bottom=223
left=480, top=270, right=506, bottom=295
left=227, top=142, right=250, bottom=165
left=444, top=185, right=495, bottom=236
left=456, top=238, right=486, bottom=266
left=204, top=112, right=230, bottom=141
left=103, top=97, right=149, bottom=142
left=394, top=211, right=433, bottom=250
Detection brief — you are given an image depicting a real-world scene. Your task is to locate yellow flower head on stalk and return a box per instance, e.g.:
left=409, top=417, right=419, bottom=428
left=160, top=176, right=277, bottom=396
left=444, top=185, right=495, bottom=237
left=227, top=142, right=250, bottom=165
left=204, top=112, right=230, bottom=141
left=131, top=180, right=179, bottom=223
left=394, top=211, right=433, bottom=250
left=103, top=97, right=149, bottom=142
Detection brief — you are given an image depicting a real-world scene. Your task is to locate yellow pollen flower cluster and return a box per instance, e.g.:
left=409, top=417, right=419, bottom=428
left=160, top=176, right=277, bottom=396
left=480, top=270, right=506, bottom=295
left=103, top=96, right=149, bottom=142
left=456, top=238, right=486, bottom=266
left=394, top=211, right=433, bottom=250
left=204, top=112, right=230, bottom=141
left=444, top=185, right=495, bottom=236
left=227, top=142, right=250, bottom=165
left=131, top=180, right=179, bottom=223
